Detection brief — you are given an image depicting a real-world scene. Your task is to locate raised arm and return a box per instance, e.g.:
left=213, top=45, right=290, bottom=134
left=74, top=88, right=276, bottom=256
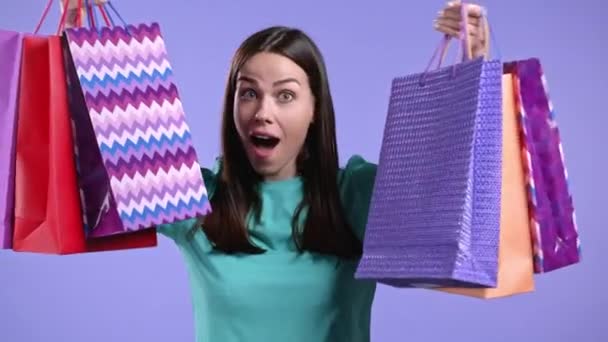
left=338, top=155, right=378, bottom=242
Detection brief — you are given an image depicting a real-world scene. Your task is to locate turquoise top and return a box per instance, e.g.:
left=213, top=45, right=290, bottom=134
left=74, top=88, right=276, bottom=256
left=157, top=155, right=378, bottom=342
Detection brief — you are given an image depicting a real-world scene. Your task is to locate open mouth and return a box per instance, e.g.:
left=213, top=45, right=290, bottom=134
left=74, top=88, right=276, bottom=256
left=250, top=134, right=280, bottom=149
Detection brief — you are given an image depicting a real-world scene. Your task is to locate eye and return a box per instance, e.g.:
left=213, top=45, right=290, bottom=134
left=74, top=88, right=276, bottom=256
left=239, top=88, right=257, bottom=100
left=277, top=90, right=295, bottom=103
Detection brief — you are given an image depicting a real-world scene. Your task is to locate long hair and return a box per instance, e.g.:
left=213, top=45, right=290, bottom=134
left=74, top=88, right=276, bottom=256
left=201, top=26, right=362, bottom=259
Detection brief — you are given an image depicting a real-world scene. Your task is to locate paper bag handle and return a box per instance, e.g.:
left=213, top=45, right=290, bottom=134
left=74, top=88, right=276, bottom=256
left=34, top=0, right=72, bottom=34
left=434, top=2, right=492, bottom=68
left=419, top=1, right=492, bottom=86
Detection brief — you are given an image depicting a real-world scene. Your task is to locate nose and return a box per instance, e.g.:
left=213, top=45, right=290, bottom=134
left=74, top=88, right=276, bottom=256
left=254, top=97, right=274, bottom=123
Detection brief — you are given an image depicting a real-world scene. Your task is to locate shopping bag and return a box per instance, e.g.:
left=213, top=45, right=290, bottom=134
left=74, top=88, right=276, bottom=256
left=61, top=6, right=138, bottom=238
left=61, top=5, right=212, bottom=238
left=355, top=32, right=503, bottom=287
left=0, top=29, right=24, bottom=249
left=506, top=58, right=581, bottom=273
left=12, top=33, right=157, bottom=254
left=438, top=73, right=535, bottom=298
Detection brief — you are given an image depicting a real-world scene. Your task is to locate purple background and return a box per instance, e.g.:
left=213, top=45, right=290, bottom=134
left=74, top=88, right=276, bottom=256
left=1, top=0, right=605, bottom=341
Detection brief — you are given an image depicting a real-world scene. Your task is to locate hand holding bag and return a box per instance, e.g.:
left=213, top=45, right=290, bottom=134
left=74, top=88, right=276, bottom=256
left=356, top=3, right=503, bottom=288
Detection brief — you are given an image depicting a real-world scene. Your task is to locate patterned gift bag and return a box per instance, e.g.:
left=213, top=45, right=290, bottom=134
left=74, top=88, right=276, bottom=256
left=355, top=29, right=503, bottom=288
left=506, top=58, right=581, bottom=273
left=12, top=2, right=157, bottom=254
left=62, top=2, right=211, bottom=238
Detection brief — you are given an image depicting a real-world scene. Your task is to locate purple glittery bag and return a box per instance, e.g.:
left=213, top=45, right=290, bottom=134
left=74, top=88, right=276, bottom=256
left=356, top=22, right=503, bottom=288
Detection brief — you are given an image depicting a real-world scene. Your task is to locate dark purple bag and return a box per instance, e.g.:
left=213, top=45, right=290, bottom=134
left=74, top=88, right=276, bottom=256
left=506, top=58, right=581, bottom=273
left=0, top=29, right=24, bottom=249
left=61, top=33, right=126, bottom=238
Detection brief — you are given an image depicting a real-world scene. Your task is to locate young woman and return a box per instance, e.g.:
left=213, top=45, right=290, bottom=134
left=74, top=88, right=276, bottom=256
left=63, top=1, right=487, bottom=341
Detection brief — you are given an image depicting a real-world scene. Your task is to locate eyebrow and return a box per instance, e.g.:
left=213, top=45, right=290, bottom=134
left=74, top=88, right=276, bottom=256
left=237, top=75, right=301, bottom=86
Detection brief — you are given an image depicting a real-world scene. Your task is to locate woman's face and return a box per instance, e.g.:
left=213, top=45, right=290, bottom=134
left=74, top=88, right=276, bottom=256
left=233, top=52, right=315, bottom=181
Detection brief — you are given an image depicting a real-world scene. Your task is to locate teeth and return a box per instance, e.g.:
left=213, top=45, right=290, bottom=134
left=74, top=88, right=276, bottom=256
left=252, top=135, right=273, bottom=140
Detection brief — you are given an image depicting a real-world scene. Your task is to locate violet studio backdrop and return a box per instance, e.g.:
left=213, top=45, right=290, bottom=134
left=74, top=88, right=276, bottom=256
left=0, top=0, right=605, bottom=341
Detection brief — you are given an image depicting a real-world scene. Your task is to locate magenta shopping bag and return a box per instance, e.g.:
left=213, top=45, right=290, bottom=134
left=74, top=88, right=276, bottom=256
left=506, top=58, right=581, bottom=273
left=0, top=29, right=24, bottom=249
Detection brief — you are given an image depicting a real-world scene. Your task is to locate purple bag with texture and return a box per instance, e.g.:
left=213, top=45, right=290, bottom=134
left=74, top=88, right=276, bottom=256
left=355, top=26, right=503, bottom=288
left=0, top=29, right=24, bottom=249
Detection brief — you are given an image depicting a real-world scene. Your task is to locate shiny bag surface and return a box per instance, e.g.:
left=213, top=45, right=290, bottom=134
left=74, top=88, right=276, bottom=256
left=507, top=58, right=581, bottom=273
left=356, top=32, right=503, bottom=287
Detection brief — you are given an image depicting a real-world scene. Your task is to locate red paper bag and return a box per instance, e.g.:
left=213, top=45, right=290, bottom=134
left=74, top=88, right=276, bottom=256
left=12, top=34, right=157, bottom=254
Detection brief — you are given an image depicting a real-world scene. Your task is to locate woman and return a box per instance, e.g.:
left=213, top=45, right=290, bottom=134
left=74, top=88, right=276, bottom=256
left=64, top=1, right=487, bottom=341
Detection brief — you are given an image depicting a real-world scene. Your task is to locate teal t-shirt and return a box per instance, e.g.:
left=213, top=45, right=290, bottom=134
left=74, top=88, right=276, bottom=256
left=157, top=155, right=378, bottom=342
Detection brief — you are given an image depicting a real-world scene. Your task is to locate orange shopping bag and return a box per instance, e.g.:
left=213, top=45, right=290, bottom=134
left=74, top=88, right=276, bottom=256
left=438, top=73, right=535, bottom=298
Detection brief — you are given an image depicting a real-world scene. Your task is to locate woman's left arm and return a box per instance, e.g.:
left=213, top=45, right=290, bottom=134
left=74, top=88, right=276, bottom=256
left=338, top=155, right=378, bottom=242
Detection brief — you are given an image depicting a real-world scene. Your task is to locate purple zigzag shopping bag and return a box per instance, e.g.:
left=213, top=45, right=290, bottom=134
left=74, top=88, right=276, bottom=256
left=356, top=30, right=503, bottom=288
left=62, top=2, right=212, bottom=238
left=506, top=58, right=581, bottom=273
left=0, top=29, right=24, bottom=249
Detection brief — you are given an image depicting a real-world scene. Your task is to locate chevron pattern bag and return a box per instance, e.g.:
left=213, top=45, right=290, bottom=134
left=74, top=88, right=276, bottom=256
left=62, top=2, right=211, bottom=238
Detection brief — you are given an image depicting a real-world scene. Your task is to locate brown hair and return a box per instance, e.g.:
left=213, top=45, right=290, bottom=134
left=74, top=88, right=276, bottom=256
left=201, top=26, right=362, bottom=259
